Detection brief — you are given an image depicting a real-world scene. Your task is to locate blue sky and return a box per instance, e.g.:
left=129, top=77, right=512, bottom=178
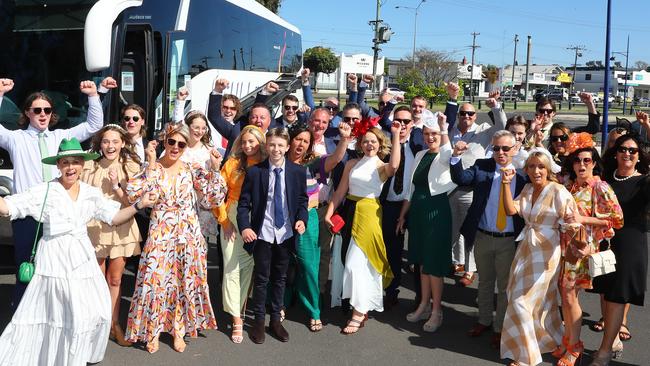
left=279, top=0, right=649, bottom=68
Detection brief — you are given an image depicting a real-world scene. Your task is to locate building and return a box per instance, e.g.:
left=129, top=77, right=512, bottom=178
left=499, top=64, right=567, bottom=99
left=571, top=65, right=650, bottom=100
left=314, top=53, right=385, bottom=93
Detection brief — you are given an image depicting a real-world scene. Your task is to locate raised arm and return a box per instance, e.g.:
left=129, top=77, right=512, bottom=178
left=379, top=122, right=403, bottom=179
left=0, top=78, right=16, bottom=148
left=500, top=169, right=519, bottom=216
left=449, top=141, right=477, bottom=186
left=444, top=82, right=460, bottom=133
left=207, top=79, right=236, bottom=140
left=172, top=86, right=189, bottom=123
left=635, top=111, right=650, bottom=142
left=572, top=92, right=600, bottom=134
left=324, top=122, right=352, bottom=172
left=346, top=74, right=358, bottom=105
left=301, top=69, right=315, bottom=110
left=65, top=81, right=103, bottom=142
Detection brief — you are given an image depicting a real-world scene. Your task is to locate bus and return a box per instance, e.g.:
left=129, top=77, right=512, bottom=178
left=0, top=0, right=302, bottom=241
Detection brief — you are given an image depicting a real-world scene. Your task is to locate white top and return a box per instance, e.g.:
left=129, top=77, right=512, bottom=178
left=348, top=155, right=383, bottom=198
left=181, top=143, right=211, bottom=169
left=450, top=105, right=507, bottom=168
left=405, top=143, right=457, bottom=201
left=386, top=140, right=415, bottom=202
left=0, top=95, right=103, bottom=193
left=5, top=181, right=120, bottom=278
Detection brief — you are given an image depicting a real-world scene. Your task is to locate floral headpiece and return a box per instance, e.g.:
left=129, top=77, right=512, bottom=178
left=565, top=132, right=595, bottom=154
left=351, top=115, right=380, bottom=140
left=287, top=121, right=309, bottom=139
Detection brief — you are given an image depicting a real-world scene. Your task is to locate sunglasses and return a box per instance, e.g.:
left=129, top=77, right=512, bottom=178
left=283, top=105, right=299, bottom=111
left=538, top=108, right=554, bottom=115
left=325, top=105, right=339, bottom=111
left=30, top=107, right=52, bottom=115
left=617, top=146, right=639, bottom=155
left=550, top=134, right=569, bottom=142
left=393, top=118, right=412, bottom=125
left=123, top=115, right=140, bottom=122
left=379, top=101, right=387, bottom=107
left=166, top=138, right=187, bottom=149
left=342, top=116, right=360, bottom=123
left=492, top=145, right=513, bottom=152
left=459, top=111, right=476, bottom=117
left=222, top=105, right=238, bottom=112
left=572, top=157, right=593, bottom=165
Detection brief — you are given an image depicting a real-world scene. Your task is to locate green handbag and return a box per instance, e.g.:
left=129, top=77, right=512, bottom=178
left=17, top=183, right=49, bottom=284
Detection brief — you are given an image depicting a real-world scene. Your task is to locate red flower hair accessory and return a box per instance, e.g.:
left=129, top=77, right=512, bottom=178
left=351, top=115, right=380, bottom=140
left=565, top=132, right=595, bottom=154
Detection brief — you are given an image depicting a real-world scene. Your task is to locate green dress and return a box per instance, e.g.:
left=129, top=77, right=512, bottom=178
left=407, top=152, right=453, bottom=277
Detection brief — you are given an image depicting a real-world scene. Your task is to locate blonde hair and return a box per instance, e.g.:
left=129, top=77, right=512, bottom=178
left=525, top=151, right=558, bottom=183
left=230, top=125, right=267, bottom=172
left=356, top=127, right=391, bottom=160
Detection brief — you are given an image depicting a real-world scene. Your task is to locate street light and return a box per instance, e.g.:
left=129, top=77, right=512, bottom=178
left=610, top=35, right=630, bottom=112
left=395, top=0, right=426, bottom=69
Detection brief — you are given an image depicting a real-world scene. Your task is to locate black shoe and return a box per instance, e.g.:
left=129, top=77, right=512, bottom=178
left=341, top=299, right=351, bottom=314
left=383, top=293, right=399, bottom=310
left=270, top=320, right=289, bottom=342
left=249, top=320, right=266, bottom=344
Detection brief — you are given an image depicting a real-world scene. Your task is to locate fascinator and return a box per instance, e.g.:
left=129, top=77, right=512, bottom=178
left=565, top=132, right=595, bottom=155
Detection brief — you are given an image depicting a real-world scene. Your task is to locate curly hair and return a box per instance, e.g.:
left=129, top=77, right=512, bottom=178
left=89, top=124, right=142, bottom=179
left=356, top=127, right=391, bottom=160
left=19, top=92, right=59, bottom=126
left=230, top=125, right=267, bottom=173
left=288, top=123, right=316, bottom=164
left=222, top=94, right=241, bottom=120
left=185, top=111, right=212, bottom=147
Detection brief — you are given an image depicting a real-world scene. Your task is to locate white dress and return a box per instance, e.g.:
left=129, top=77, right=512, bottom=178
left=341, top=156, right=385, bottom=313
left=0, top=181, right=120, bottom=366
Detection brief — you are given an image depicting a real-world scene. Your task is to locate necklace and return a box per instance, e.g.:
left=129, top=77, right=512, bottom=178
left=613, top=169, right=638, bottom=181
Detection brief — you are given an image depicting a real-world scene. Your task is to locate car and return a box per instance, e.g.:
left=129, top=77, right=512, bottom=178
left=385, top=87, right=405, bottom=97
left=546, top=89, right=567, bottom=101
left=590, top=93, right=601, bottom=103
left=569, top=93, right=581, bottom=103
left=501, top=89, right=522, bottom=101
left=533, top=90, right=549, bottom=101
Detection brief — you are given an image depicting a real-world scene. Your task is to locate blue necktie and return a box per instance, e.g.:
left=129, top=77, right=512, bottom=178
left=273, top=167, right=284, bottom=229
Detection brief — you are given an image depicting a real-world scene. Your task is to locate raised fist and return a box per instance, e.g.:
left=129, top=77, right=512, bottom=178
left=79, top=80, right=98, bottom=96
left=101, top=77, right=118, bottom=90
left=485, top=98, right=497, bottom=109
left=301, top=68, right=310, bottom=82
left=445, top=82, right=460, bottom=100
left=578, top=92, right=593, bottom=105
left=0, top=78, right=14, bottom=95
left=264, top=81, right=279, bottom=94
left=214, top=78, right=229, bottom=93
left=347, top=74, right=358, bottom=84
left=488, top=90, right=501, bottom=100
left=452, top=141, right=468, bottom=157
left=362, top=74, right=375, bottom=84
left=177, top=86, right=190, bottom=101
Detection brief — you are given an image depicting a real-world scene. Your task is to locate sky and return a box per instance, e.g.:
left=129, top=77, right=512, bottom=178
left=278, top=0, right=649, bottom=69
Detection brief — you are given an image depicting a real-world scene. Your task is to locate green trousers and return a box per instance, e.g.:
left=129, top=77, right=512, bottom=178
left=295, top=208, right=321, bottom=319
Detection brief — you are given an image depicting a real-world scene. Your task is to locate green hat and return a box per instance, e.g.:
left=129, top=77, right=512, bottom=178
left=41, top=137, right=100, bottom=165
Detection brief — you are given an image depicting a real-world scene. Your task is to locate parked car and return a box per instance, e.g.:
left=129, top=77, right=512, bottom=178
left=590, top=93, right=601, bottom=103
left=533, top=90, right=549, bottom=101
left=385, top=87, right=405, bottom=98
left=547, top=90, right=565, bottom=101
left=569, top=93, right=581, bottom=103
left=501, top=89, right=522, bottom=101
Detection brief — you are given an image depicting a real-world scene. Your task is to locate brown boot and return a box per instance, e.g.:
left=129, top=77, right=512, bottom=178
left=270, top=319, right=289, bottom=342
left=249, top=320, right=266, bottom=344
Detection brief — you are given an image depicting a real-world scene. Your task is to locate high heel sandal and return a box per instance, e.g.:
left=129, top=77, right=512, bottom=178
left=422, top=311, right=443, bottom=333
left=231, top=323, right=244, bottom=344
left=406, top=303, right=432, bottom=323
left=173, top=334, right=186, bottom=353
left=146, top=336, right=159, bottom=354
left=557, top=340, right=583, bottom=366
left=552, top=336, right=569, bottom=358
left=341, top=314, right=367, bottom=335
left=611, top=338, right=624, bottom=359
left=109, top=322, right=133, bottom=347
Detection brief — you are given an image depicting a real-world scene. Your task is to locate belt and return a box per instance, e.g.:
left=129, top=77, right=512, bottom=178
left=478, top=228, right=515, bottom=238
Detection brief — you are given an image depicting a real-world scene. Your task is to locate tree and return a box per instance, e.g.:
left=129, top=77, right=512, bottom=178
left=404, top=47, right=457, bottom=88
left=303, top=46, right=338, bottom=85
left=256, top=0, right=281, bottom=13
left=634, top=60, right=649, bottom=70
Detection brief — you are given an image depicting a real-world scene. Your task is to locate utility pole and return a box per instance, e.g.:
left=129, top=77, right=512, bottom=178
left=623, top=35, right=630, bottom=113
left=371, top=0, right=381, bottom=93
left=510, top=34, right=519, bottom=94
left=602, top=0, right=612, bottom=146
left=469, top=32, right=480, bottom=103
left=567, top=44, right=585, bottom=107
left=524, top=35, right=532, bottom=102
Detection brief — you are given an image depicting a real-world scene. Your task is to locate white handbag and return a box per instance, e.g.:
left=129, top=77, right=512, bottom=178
left=588, top=248, right=617, bottom=277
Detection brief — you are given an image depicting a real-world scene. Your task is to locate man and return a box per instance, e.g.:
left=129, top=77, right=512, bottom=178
left=274, top=68, right=315, bottom=128
left=0, top=78, right=103, bottom=308
left=450, top=130, right=527, bottom=349
left=448, top=92, right=507, bottom=286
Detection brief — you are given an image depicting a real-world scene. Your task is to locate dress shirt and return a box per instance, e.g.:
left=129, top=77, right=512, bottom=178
left=478, top=163, right=516, bottom=233
left=386, top=139, right=415, bottom=202
left=133, top=136, right=145, bottom=163
left=0, top=95, right=103, bottom=193
left=258, top=160, right=293, bottom=244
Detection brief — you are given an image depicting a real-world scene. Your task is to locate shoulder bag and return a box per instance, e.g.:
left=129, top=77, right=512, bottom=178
left=17, top=183, right=50, bottom=284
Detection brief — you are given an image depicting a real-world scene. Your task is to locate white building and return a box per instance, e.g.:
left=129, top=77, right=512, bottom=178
left=571, top=66, right=650, bottom=99
left=315, top=53, right=385, bottom=93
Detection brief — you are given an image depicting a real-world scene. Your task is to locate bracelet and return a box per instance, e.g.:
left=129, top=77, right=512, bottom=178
left=440, top=131, right=448, bottom=135
left=112, top=182, right=121, bottom=191
left=133, top=201, right=142, bottom=210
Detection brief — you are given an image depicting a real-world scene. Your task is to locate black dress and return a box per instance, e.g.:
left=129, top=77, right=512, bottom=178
left=592, top=174, right=649, bottom=306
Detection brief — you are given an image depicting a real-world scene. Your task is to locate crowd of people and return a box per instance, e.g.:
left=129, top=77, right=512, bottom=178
left=0, top=69, right=646, bottom=366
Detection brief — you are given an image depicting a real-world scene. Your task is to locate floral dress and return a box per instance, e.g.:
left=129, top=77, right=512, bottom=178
left=561, top=177, right=623, bottom=289
left=125, top=162, right=226, bottom=341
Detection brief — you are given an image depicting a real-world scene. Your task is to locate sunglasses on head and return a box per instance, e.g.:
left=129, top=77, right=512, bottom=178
left=123, top=115, right=140, bottom=122
left=393, top=118, right=412, bottom=125
left=459, top=111, right=476, bottom=117
left=342, top=116, right=360, bottom=123
left=538, top=108, right=554, bottom=115
left=492, top=145, right=513, bottom=152
left=617, top=146, right=639, bottom=155
left=166, top=138, right=187, bottom=149
left=283, top=105, right=299, bottom=111
left=572, top=157, right=593, bottom=165
left=30, top=107, right=52, bottom=115
left=550, top=134, right=569, bottom=142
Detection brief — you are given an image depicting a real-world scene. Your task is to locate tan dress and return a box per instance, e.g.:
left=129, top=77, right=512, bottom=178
left=81, top=159, right=142, bottom=258
left=500, top=182, right=577, bottom=366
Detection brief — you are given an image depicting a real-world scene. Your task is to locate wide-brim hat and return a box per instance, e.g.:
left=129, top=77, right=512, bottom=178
left=42, top=137, right=100, bottom=165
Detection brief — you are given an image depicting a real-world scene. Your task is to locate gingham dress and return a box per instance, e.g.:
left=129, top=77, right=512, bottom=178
left=500, top=182, right=577, bottom=366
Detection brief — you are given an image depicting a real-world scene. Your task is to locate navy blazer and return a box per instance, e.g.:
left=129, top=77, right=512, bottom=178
left=450, top=158, right=528, bottom=250
left=237, top=159, right=309, bottom=253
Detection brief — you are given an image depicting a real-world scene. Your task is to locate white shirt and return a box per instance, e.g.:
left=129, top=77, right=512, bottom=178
left=479, top=163, right=516, bottom=233
left=0, top=95, right=103, bottom=193
left=133, top=136, right=145, bottom=163
left=386, top=140, right=415, bottom=202
left=258, top=160, right=293, bottom=244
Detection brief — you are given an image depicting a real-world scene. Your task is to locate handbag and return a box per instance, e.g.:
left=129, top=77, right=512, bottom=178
left=588, top=241, right=617, bottom=277
left=17, top=183, right=50, bottom=284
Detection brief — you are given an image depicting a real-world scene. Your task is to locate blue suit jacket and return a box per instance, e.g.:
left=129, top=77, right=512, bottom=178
left=450, top=158, right=528, bottom=249
left=237, top=159, right=309, bottom=253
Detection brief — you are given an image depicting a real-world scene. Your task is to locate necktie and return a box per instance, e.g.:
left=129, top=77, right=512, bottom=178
left=38, top=132, right=51, bottom=182
left=496, top=180, right=507, bottom=232
left=273, top=167, right=284, bottom=229
left=393, top=143, right=406, bottom=194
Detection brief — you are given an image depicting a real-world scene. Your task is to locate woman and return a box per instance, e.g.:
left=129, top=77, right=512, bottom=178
left=213, top=125, right=266, bottom=343
left=0, top=137, right=154, bottom=365
left=500, top=151, right=579, bottom=366
left=125, top=124, right=226, bottom=353
left=535, top=93, right=600, bottom=143
left=287, top=121, right=351, bottom=332
left=121, top=104, right=148, bottom=162
left=590, top=135, right=650, bottom=365
left=397, top=114, right=454, bottom=332
left=554, top=144, right=623, bottom=366
left=548, top=123, right=572, bottom=169
left=324, top=122, right=401, bottom=334
left=81, top=124, right=143, bottom=347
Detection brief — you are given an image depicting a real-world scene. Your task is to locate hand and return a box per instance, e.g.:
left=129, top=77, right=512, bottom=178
left=347, top=73, right=358, bottom=85
left=485, top=97, right=497, bottom=109
left=394, top=94, right=405, bottom=103
left=214, top=78, right=229, bottom=93
left=636, top=111, right=650, bottom=127
left=488, top=90, right=501, bottom=100
left=0, top=78, right=14, bottom=95
left=145, top=140, right=158, bottom=164
left=241, top=228, right=257, bottom=243
left=177, top=86, right=189, bottom=101
left=108, top=168, right=119, bottom=186
left=264, top=81, right=279, bottom=94
left=324, top=212, right=334, bottom=230
left=452, top=141, right=468, bottom=157
left=79, top=80, right=98, bottom=97
left=437, top=112, right=448, bottom=131
left=139, top=192, right=158, bottom=209
left=362, top=74, right=375, bottom=84
left=209, top=148, right=223, bottom=169
left=445, top=82, right=460, bottom=100
left=396, top=216, right=407, bottom=235
left=579, top=92, right=593, bottom=105
left=301, top=68, right=310, bottom=82
left=100, top=77, right=117, bottom=90
left=534, top=129, right=545, bottom=146
left=501, top=168, right=515, bottom=184
left=222, top=220, right=236, bottom=242
left=299, top=104, right=311, bottom=114
left=572, top=242, right=593, bottom=257
left=564, top=211, right=577, bottom=224
left=338, top=121, right=352, bottom=139
left=390, top=121, right=402, bottom=136
left=295, top=220, right=305, bottom=235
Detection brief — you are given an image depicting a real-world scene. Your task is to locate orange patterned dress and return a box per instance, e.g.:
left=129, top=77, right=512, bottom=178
left=125, top=162, right=226, bottom=341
